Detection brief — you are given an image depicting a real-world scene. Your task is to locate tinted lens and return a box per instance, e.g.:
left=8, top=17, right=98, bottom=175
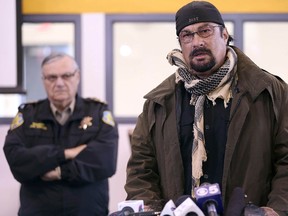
left=197, top=26, right=214, bottom=38
left=43, top=71, right=76, bottom=82
left=179, top=31, right=193, bottom=44
left=178, top=25, right=221, bottom=43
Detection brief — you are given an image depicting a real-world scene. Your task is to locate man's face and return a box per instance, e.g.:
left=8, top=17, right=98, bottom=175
left=42, top=56, right=80, bottom=111
left=179, top=22, right=229, bottom=78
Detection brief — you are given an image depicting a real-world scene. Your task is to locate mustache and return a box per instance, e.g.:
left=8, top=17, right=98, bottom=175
left=190, top=47, right=212, bottom=57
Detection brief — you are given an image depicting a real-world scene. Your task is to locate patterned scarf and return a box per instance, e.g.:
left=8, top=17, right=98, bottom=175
left=167, top=46, right=237, bottom=193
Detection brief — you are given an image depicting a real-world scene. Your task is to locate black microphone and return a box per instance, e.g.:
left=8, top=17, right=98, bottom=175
left=194, top=183, right=223, bottom=216
left=130, top=212, right=161, bottom=216
left=174, top=195, right=205, bottom=216
left=225, top=187, right=246, bottom=216
left=109, top=206, right=134, bottom=216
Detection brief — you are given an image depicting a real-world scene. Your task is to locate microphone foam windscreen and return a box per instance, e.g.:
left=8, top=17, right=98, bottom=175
left=225, top=187, right=245, bottom=216
left=175, top=195, right=192, bottom=207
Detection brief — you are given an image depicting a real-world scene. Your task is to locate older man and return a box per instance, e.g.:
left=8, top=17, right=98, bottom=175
left=4, top=53, right=118, bottom=216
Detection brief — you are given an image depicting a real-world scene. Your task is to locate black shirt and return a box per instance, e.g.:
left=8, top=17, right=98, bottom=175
left=179, top=89, right=231, bottom=195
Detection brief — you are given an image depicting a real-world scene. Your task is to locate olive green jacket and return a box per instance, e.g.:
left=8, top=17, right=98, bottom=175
left=125, top=46, right=288, bottom=215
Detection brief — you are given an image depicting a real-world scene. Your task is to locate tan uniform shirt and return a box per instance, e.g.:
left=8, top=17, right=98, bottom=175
left=50, top=99, right=75, bottom=125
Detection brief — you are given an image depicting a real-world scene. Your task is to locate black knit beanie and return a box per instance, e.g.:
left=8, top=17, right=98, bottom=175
left=175, top=1, right=225, bottom=36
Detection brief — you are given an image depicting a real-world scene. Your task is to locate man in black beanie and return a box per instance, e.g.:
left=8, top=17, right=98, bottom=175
left=125, top=1, right=288, bottom=215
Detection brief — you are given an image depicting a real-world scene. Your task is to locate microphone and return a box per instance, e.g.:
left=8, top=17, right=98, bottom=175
left=110, top=200, right=161, bottom=216
left=109, top=200, right=144, bottom=216
left=244, top=202, right=265, bottom=216
left=194, top=183, right=223, bottom=216
left=129, top=212, right=161, bottom=216
left=109, top=208, right=160, bottom=216
left=225, top=187, right=246, bottom=216
left=173, top=195, right=205, bottom=216
left=160, top=200, right=176, bottom=216
left=109, top=206, right=134, bottom=216
left=118, top=200, right=144, bottom=213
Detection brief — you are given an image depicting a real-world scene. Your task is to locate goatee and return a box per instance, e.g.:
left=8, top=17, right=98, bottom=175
left=189, top=48, right=216, bottom=73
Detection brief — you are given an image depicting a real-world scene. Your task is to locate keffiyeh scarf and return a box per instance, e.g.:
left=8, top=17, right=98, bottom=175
left=167, top=46, right=238, bottom=193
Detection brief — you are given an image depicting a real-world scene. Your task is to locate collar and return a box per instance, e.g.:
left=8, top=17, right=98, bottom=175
left=50, top=98, right=76, bottom=116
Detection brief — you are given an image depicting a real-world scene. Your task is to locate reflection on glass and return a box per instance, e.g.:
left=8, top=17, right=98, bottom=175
left=225, top=22, right=234, bottom=45
left=22, top=22, right=75, bottom=102
left=113, top=22, right=178, bottom=118
left=0, top=94, right=23, bottom=118
left=112, top=21, right=234, bottom=118
left=244, top=22, right=288, bottom=83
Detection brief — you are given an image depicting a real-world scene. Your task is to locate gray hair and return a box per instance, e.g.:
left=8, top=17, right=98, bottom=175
left=41, top=52, right=79, bottom=70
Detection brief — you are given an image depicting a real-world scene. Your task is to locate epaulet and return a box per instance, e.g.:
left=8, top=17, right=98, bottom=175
left=85, top=97, right=107, bottom=105
left=262, top=69, right=284, bottom=82
left=18, top=100, right=42, bottom=110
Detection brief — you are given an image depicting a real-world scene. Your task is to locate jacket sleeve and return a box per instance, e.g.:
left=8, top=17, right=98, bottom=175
left=3, top=102, right=119, bottom=185
left=3, top=112, right=66, bottom=183
left=60, top=105, right=119, bottom=184
left=125, top=100, right=163, bottom=208
left=267, top=80, right=288, bottom=215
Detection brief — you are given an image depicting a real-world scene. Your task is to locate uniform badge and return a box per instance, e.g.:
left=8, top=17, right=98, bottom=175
left=29, top=122, right=47, bottom=130
left=102, top=111, right=115, bottom=127
left=10, top=112, right=24, bottom=130
left=79, top=116, right=93, bottom=130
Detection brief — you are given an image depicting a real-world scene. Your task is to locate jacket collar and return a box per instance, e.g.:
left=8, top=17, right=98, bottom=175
left=144, top=73, right=176, bottom=106
left=35, top=95, right=85, bottom=122
left=231, top=46, right=275, bottom=100
left=144, top=46, right=275, bottom=106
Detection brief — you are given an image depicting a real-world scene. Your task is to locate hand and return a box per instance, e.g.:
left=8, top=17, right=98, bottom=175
left=41, top=166, right=61, bottom=181
left=261, top=207, right=279, bottom=216
left=64, top=144, right=87, bottom=160
left=144, top=205, right=153, bottom=211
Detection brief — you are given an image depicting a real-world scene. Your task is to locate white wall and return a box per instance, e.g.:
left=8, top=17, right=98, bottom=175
left=0, top=125, right=20, bottom=216
left=0, top=0, right=17, bottom=87
left=81, top=14, right=106, bottom=101
left=81, top=13, right=135, bottom=212
left=0, top=1, right=21, bottom=215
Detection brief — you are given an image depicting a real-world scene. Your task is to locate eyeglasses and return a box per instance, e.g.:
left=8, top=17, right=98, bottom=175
left=43, top=70, right=78, bottom=82
left=178, top=25, right=222, bottom=44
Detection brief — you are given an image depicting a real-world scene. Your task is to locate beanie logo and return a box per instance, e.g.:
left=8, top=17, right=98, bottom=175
left=189, top=17, right=199, bottom=23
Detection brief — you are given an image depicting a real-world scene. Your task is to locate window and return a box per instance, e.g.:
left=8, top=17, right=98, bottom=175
left=0, top=14, right=81, bottom=124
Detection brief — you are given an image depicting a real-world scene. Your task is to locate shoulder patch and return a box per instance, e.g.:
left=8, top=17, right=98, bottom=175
left=102, top=111, right=115, bottom=127
left=10, top=112, right=24, bottom=130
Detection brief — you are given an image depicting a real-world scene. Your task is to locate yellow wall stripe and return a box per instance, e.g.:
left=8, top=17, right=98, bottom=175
left=22, top=0, right=288, bottom=14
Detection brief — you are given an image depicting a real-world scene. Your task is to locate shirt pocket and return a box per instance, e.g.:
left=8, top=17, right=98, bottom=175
left=24, top=124, right=54, bottom=147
